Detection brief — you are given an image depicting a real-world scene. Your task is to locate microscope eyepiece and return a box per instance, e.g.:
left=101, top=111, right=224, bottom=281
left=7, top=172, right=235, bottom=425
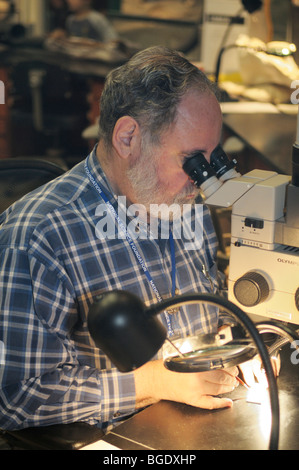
left=210, top=145, right=240, bottom=182
left=182, top=152, right=222, bottom=198
left=182, top=147, right=240, bottom=199
left=182, top=152, right=217, bottom=188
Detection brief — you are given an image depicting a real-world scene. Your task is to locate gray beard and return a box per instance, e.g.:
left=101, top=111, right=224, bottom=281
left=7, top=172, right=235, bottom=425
left=126, top=152, right=200, bottom=218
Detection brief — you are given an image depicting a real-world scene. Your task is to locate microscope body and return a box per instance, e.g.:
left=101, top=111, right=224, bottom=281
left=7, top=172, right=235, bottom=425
left=205, top=169, right=299, bottom=325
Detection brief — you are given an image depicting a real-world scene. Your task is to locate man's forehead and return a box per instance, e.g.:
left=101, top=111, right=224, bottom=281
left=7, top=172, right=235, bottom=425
left=177, top=90, right=221, bottom=118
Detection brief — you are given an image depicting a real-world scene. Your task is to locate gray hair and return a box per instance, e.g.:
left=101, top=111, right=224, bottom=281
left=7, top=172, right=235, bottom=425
left=99, top=46, right=218, bottom=148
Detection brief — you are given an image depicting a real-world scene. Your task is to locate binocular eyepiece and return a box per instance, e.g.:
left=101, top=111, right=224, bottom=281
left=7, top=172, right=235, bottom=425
left=183, top=145, right=240, bottom=198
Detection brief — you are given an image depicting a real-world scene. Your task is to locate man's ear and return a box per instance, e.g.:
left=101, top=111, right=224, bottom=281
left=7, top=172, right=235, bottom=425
left=112, top=116, right=141, bottom=159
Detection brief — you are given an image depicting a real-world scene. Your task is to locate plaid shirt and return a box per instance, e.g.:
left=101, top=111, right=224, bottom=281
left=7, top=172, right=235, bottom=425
left=0, top=147, right=219, bottom=431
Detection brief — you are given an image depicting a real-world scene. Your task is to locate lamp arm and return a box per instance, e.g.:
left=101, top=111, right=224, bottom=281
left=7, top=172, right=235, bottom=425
left=147, top=292, right=279, bottom=450
left=214, top=44, right=259, bottom=83
left=215, top=44, right=238, bottom=83
left=256, top=321, right=299, bottom=357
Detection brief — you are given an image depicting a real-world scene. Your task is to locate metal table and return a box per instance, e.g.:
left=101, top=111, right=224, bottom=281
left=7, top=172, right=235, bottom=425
left=223, top=112, right=297, bottom=175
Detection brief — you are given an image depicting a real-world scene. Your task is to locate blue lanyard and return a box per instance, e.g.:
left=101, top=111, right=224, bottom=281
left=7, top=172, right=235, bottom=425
left=84, top=156, right=176, bottom=337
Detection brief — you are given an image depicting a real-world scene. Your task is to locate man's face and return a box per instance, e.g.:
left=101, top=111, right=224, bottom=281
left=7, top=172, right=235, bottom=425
left=126, top=90, right=223, bottom=211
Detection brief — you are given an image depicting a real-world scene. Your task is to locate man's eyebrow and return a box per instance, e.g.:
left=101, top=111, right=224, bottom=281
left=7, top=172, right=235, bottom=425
left=180, top=145, right=220, bottom=160
left=180, top=149, right=207, bottom=159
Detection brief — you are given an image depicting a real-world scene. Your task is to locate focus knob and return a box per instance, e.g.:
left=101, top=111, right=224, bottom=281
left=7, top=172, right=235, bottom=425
left=234, top=271, right=270, bottom=307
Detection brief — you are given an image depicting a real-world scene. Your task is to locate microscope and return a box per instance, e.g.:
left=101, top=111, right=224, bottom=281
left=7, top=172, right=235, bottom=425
left=183, top=111, right=299, bottom=326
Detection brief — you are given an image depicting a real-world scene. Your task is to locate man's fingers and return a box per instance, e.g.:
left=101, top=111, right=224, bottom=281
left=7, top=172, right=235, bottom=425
left=271, top=355, right=281, bottom=377
left=239, top=355, right=281, bottom=389
left=196, top=395, right=233, bottom=410
left=200, top=368, right=239, bottom=396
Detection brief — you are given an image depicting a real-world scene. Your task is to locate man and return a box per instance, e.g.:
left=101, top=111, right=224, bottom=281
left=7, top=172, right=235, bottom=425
left=65, top=0, right=118, bottom=42
left=0, top=46, right=239, bottom=432
left=49, top=0, right=118, bottom=42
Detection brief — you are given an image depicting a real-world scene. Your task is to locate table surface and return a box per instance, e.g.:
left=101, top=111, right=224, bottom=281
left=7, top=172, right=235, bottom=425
left=223, top=112, right=297, bottom=176
left=93, top=345, right=299, bottom=450
left=0, top=43, right=117, bottom=79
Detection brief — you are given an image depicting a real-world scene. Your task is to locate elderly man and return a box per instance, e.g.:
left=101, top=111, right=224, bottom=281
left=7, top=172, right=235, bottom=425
left=0, top=46, right=239, bottom=432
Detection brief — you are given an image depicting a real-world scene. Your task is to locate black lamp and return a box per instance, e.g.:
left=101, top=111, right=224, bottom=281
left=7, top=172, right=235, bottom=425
left=88, top=290, right=286, bottom=449
left=241, top=0, right=262, bottom=14
left=88, top=290, right=167, bottom=373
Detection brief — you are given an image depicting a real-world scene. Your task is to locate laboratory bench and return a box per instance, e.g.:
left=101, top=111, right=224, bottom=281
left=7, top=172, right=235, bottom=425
left=0, top=42, right=114, bottom=160
left=0, top=343, right=299, bottom=452
left=0, top=40, right=121, bottom=79
left=1, top=343, right=299, bottom=451
left=84, top=344, right=299, bottom=451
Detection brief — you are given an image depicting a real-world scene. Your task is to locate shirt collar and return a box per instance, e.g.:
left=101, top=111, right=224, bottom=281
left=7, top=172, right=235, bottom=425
left=87, top=144, right=118, bottom=203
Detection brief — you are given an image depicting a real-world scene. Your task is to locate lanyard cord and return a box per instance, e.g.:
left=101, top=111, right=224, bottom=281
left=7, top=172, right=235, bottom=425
left=84, top=156, right=176, bottom=337
left=169, top=230, right=176, bottom=299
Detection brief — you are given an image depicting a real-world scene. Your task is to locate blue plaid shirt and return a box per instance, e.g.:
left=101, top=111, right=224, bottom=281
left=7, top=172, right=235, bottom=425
left=0, top=147, right=219, bottom=431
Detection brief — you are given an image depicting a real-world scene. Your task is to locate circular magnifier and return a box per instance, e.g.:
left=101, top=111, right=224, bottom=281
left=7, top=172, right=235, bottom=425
left=163, top=334, right=256, bottom=373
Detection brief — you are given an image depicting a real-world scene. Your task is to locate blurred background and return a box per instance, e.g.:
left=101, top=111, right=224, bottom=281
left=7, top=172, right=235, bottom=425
left=0, top=0, right=298, bottom=170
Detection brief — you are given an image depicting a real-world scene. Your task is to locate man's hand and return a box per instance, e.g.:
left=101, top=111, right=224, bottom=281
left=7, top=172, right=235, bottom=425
left=134, top=359, right=239, bottom=410
left=239, top=355, right=281, bottom=388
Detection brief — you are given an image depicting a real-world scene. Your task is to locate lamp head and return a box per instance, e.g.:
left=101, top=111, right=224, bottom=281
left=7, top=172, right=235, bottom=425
left=87, top=290, right=167, bottom=372
left=241, top=0, right=262, bottom=13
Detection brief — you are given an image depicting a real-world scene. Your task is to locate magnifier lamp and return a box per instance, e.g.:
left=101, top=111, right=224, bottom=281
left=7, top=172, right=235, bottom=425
left=87, top=290, right=299, bottom=450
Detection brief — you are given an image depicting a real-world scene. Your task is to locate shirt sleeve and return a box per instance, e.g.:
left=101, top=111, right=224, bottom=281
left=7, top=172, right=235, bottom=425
left=0, top=247, right=136, bottom=431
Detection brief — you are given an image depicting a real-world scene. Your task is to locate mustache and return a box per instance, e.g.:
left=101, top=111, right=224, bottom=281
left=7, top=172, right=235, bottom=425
left=172, top=181, right=200, bottom=204
left=126, top=152, right=201, bottom=208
